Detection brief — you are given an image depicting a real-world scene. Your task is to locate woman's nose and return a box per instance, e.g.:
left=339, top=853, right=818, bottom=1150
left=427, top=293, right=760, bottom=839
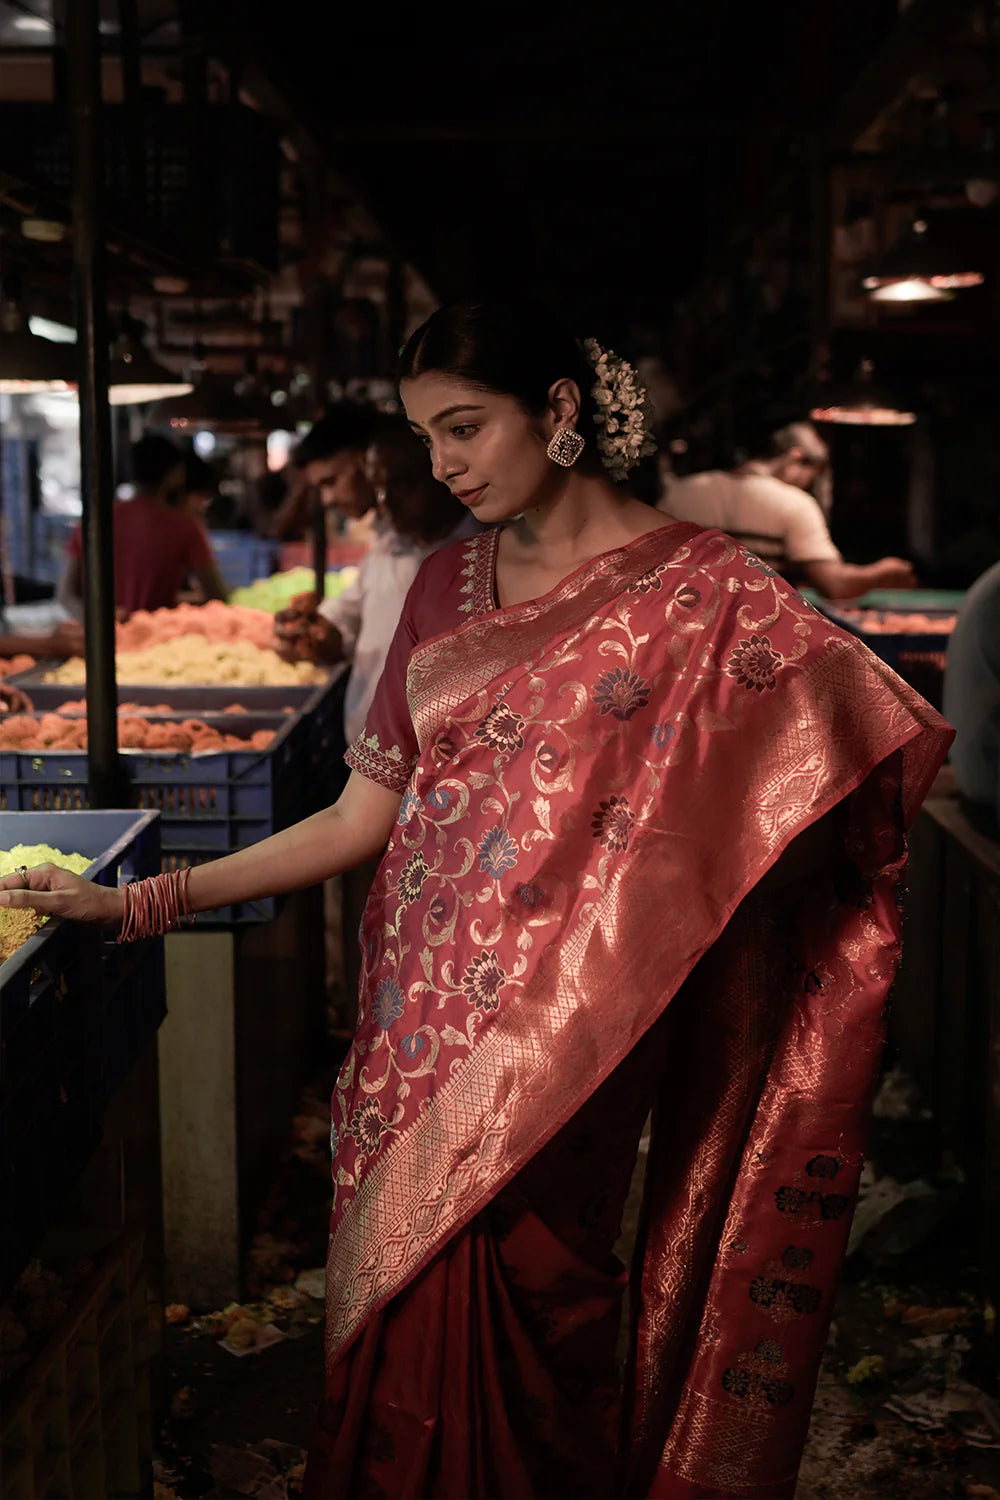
left=430, top=446, right=459, bottom=485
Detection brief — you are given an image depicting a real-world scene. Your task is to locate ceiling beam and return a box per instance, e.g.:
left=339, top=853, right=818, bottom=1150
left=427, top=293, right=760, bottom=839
left=824, top=0, right=984, bottom=154
left=322, top=119, right=732, bottom=145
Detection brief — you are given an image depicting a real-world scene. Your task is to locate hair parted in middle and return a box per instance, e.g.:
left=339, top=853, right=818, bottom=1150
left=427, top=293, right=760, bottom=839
left=398, top=299, right=602, bottom=452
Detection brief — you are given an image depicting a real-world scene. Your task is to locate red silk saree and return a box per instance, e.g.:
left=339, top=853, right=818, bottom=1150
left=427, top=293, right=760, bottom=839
left=304, top=523, right=951, bottom=1499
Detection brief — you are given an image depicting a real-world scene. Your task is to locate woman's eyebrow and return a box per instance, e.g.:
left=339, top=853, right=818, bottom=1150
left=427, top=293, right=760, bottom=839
left=425, top=404, right=487, bottom=426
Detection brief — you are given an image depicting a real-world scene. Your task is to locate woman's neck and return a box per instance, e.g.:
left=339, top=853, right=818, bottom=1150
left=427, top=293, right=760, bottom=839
left=505, top=470, right=663, bottom=566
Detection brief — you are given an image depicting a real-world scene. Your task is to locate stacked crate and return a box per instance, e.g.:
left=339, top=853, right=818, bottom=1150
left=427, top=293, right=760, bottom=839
left=0, top=1234, right=153, bottom=1500
left=0, top=671, right=346, bottom=924
left=0, top=810, right=163, bottom=1295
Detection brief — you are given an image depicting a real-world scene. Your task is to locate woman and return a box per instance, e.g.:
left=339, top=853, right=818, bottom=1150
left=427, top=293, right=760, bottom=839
left=0, top=301, right=951, bottom=1499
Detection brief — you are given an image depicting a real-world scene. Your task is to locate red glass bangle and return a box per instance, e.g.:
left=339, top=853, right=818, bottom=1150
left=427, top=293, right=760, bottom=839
left=117, top=869, right=195, bottom=943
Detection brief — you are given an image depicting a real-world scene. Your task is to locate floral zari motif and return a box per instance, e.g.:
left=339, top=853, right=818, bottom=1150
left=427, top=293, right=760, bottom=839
left=324, top=524, right=951, bottom=1497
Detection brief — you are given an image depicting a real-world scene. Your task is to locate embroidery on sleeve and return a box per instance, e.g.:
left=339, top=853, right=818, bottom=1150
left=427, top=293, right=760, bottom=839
left=345, top=731, right=416, bottom=793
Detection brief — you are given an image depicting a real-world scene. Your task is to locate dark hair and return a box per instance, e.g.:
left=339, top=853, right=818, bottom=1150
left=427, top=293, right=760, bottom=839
left=369, top=412, right=466, bottom=545
left=764, top=421, right=829, bottom=466
left=370, top=412, right=434, bottom=479
left=293, top=403, right=377, bottom=469
left=398, top=300, right=601, bottom=452
left=184, top=451, right=217, bottom=493
left=131, top=434, right=184, bottom=490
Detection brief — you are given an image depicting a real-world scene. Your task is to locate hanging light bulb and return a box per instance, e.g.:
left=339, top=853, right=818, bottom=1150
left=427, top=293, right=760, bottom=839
left=810, top=359, right=916, bottom=427
left=0, top=294, right=77, bottom=394
left=862, top=217, right=984, bottom=304
left=149, top=350, right=277, bottom=433
left=866, top=278, right=954, bottom=305
left=107, top=329, right=194, bottom=406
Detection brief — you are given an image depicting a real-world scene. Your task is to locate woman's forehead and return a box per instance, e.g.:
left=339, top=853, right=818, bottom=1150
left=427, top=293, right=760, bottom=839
left=400, top=372, right=500, bottom=426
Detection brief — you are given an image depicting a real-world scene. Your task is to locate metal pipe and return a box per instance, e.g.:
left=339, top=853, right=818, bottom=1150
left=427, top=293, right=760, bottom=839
left=68, top=0, right=125, bottom=809
left=310, top=491, right=326, bottom=599
left=117, top=0, right=144, bottom=227
left=179, top=0, right=211, bottom=261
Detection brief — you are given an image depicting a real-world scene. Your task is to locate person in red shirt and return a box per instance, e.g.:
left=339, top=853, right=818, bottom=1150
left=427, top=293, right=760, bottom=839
left=58, top=435, right=227, bottom=619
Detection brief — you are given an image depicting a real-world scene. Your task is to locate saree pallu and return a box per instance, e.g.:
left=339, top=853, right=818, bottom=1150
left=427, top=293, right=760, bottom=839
left=305, top=527, right=951, bottom=1500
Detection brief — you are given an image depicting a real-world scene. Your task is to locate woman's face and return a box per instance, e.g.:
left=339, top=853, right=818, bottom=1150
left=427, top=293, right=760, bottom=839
left=400, top=373, right=565, bottom=525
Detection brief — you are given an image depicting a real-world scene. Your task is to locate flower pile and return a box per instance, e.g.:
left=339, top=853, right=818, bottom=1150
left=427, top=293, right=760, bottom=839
left=581, top=338, right=657, bottom=483
left=0, top=655, right=35, bottom=680
left=45, top=636, right=323, bottom=687
left=0, top=712, right=276, bottom=753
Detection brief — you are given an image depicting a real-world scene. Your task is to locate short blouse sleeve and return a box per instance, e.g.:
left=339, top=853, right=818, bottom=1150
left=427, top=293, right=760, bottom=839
left=342, top=568, right=423, bottom=793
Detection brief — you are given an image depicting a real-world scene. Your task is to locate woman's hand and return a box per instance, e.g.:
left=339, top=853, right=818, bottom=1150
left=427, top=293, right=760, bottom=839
left=0, top=866, right=125, bottom=927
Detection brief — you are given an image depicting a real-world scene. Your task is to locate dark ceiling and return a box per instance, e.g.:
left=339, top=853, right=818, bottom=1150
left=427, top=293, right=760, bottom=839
left=219, top=0, right=901, bottom=337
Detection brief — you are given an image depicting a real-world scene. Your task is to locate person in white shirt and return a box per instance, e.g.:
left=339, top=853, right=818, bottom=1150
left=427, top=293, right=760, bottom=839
left=659, top=421, right=916, bottom=600
left=274, top=414, right=475, bottom=1024
left=274, top=414, right=473, bottom=740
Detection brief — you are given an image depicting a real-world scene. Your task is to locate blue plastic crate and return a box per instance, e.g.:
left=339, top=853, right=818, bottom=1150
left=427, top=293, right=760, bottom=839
left=209, top=530, right=280, bottom=591
left=0, top=810, right=164, bottom=1294
left=28, top=512, right=78, bottom=586
left=7, top=679, right=320, bottom=715
left=0, top=674, right=345, bottom=923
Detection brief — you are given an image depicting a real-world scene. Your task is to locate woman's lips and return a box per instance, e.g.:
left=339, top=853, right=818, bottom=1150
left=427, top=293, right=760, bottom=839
left=455, top=484, right=488, bottom=506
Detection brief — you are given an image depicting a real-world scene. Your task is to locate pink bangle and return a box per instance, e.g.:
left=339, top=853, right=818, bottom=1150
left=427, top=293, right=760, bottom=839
left=117, top=869, right=196, bottom=943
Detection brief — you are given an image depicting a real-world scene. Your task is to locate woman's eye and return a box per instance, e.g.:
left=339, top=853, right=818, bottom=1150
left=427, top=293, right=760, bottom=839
left=451, top=425, right=479, bottom=439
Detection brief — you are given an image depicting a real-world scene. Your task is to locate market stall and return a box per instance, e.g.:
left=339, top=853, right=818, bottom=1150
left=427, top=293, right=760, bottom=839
left=0, top=811, right=166, bottom=1500
left=0, top=809, right=164, bottom=1294
left=2, top=597, right=349, bottom=1303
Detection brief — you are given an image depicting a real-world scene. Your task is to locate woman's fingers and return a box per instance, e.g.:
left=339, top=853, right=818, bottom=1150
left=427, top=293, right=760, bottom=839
left=0, top=863, right=72, bottom=913
left=0, top=863, right=62, bottom=893
left=0, top=886, right=66, bottom=913
left=0, top=871, right=123, bottom=927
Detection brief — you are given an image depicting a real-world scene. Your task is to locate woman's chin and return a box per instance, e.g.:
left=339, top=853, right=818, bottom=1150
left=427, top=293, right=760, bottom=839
left=475, top=497, right=523, bottom=525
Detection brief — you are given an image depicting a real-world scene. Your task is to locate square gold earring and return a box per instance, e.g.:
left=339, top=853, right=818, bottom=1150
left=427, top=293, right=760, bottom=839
left=546, top=428, right=585, bottom=467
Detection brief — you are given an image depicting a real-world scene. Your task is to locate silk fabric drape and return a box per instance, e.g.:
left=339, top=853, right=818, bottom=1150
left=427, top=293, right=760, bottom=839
left=305, top=526, right=951, bottom=1499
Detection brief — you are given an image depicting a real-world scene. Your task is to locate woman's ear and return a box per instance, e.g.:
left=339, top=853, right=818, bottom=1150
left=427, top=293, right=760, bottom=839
left=546, top=377, right=582, bottom=434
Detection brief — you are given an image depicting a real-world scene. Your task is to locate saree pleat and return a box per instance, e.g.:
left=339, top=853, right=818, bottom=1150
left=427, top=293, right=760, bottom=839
left=306, top=1026, right=668, bottom=1499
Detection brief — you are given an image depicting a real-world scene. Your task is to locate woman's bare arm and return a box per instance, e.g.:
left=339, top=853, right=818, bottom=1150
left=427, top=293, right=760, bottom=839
left=186, top=771, right=400, bottom=913
left=0, top=771, right=402, bottom=925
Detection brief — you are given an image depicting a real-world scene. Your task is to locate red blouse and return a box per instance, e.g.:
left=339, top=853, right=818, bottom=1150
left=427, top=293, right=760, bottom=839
left=344, top=527, right=500, bottom=792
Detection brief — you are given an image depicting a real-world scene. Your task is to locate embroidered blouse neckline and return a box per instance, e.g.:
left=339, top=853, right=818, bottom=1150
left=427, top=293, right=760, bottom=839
left=463, top=522, right=695, bottom=619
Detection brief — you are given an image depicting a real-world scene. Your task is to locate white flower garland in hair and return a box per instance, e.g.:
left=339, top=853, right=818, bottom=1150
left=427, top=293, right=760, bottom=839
left=581, top=338, right=658, bottom=482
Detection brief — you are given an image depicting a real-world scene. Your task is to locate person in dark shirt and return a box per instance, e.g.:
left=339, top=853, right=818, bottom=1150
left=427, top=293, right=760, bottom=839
left=58, top=435, right=227, bottom=619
